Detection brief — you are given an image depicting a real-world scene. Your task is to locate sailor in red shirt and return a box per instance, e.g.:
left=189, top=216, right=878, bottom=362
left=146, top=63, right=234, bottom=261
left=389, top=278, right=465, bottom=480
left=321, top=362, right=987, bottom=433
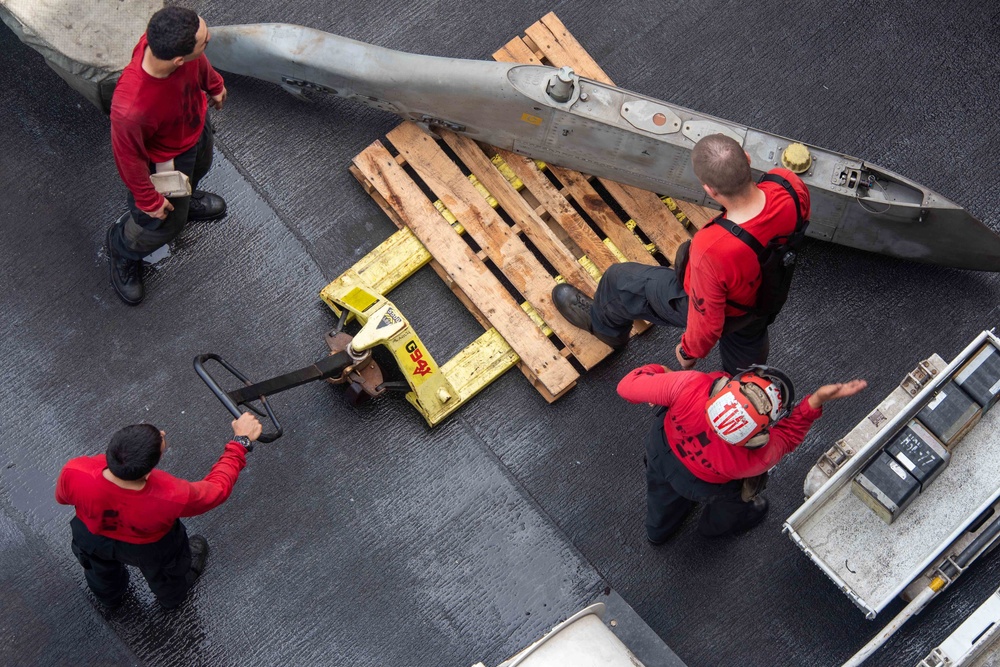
left=617, top=364, right=865, bottom=541
left=105, top=7, right=229, bottom=306
left=552, top=134, right=811, bottom=375
left=56, top=413, right=262, bottom=609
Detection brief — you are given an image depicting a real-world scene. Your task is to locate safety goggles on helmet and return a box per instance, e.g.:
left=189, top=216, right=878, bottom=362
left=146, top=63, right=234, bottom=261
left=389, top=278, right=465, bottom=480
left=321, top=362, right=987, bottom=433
left=705, top=365, right=795, bottom=448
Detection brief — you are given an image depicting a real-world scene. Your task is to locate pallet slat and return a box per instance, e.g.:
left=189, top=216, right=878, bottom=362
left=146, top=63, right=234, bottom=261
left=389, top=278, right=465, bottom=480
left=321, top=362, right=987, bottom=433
left=352, top=140, right=579, bottom=396
left=545, top=165, right=659, bottom=266
left=540, top=12, right=612, bottom=81
left=497, top=36, right=542, bottom=65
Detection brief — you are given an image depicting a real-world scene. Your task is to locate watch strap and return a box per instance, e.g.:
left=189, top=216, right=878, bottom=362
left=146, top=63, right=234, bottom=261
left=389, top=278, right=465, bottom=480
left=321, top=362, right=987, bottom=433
left=233, top=435, right=253, bottom=452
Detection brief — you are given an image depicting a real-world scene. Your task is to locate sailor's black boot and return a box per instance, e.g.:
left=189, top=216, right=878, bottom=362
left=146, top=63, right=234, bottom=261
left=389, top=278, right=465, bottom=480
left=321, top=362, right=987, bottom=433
left=734, top=497, right=770, bottom=536
left=106, top=224, right=144, bottom=306
left=158, top=535, right=210, bottom=611
left=551, top=283, right=629, bottom=347
left=189, top=535, right=210, bottom=577
left=187, top=190, right=227, bottom=221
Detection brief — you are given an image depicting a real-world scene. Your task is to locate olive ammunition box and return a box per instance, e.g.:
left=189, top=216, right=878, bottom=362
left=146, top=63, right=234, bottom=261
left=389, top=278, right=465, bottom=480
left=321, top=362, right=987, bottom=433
left=852, top=451, right=921, bottom=524
left=885, top=420, right=950, bottom=489
left=916, top=381, right=981, bottom=449
left=955, top=344, right=1000, bottom=413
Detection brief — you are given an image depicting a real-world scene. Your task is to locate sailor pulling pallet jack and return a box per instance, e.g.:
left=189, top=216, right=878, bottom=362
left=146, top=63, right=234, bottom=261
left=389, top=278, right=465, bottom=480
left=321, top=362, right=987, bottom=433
left=555, top=134, right=867, bottom=540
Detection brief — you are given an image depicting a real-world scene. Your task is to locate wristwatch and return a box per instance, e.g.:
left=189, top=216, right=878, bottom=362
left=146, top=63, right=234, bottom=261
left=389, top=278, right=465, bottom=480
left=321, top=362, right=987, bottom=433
left=678, top=346, right=696, bottom=361
left=233, top=435, right=254, bottom=452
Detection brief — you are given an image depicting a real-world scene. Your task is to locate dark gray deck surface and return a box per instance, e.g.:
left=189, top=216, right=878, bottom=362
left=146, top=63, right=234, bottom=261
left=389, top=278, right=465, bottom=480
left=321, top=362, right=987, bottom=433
left=2, top=1, right=1000, bottom=666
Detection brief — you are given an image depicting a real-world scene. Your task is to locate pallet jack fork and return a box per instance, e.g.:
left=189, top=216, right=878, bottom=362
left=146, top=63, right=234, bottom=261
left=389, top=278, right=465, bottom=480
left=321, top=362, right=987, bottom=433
left=318, top=234, right=525, bottom=427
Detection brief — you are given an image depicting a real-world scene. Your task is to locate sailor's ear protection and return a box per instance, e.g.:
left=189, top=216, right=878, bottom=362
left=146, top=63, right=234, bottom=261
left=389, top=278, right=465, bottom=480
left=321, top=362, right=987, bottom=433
left=746, top=364, right=795, bottom=421
left=709, top=377, right=729, bottom=396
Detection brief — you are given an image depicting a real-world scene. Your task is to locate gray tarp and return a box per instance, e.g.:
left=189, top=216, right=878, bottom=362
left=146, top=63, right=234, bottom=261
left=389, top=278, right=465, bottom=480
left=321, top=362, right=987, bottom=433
left=0, top=0, right=161, bottom=111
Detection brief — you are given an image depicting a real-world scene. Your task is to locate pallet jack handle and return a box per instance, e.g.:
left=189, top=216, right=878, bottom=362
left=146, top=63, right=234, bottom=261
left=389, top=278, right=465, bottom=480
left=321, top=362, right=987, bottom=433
left=194, top=354, right=283, bottom=443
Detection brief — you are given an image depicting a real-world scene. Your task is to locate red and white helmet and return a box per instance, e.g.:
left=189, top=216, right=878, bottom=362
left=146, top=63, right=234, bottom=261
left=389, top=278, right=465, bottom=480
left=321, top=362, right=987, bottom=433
left=705, top=366, right=794, bottom=448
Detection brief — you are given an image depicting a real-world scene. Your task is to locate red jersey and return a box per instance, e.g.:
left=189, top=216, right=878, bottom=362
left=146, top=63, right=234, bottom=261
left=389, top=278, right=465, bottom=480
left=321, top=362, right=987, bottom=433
left=680, top=168, right=810, bottom=359
left=55, top=442, right=246, bottom=544
left=617, top=365, right=822, bottom=483
left=110, top=34, right=225, bottom=212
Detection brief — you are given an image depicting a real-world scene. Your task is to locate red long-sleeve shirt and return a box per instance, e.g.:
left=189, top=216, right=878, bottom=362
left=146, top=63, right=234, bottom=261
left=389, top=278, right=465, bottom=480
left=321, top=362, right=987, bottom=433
left=617, top=365, right=822, bottom=483
left=680, top=168, right=811, bottom=359
left=110, top=34, right=225, bottom=212
left=55, top=442, right=246, bottom=544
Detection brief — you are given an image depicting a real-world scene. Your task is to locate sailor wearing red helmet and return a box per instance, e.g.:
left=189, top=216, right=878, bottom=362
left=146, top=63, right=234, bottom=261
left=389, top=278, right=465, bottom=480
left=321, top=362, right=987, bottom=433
left=617, top=364, right=866, bottom=542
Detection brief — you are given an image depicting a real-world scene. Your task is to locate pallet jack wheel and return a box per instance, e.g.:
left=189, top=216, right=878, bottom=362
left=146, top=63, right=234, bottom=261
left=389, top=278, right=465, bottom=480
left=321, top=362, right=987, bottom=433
left=345, top=381, right=372, bottom=407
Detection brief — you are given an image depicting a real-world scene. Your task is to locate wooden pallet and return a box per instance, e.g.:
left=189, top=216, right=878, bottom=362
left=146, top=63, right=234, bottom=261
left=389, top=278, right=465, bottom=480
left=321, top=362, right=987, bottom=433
left=348, top=12, right=716, bottom=402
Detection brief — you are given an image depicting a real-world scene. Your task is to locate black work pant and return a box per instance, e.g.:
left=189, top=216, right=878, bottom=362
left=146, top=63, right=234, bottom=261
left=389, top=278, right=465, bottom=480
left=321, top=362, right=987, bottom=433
left=110, top=121, right=215, bottom=261
left=643, top=415, right=759, bottom=540
left=590, top=262, right=769, bottom=375
left=70, top=517, right=195, bottom=608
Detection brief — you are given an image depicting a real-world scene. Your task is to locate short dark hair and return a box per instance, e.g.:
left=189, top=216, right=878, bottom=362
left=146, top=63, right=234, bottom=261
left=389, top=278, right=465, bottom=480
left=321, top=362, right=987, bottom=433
left=146, top=7, right=200, bottom=60
left=691, top=134, right=752, bottom=196
left=106, top=424, right=162, bottom=480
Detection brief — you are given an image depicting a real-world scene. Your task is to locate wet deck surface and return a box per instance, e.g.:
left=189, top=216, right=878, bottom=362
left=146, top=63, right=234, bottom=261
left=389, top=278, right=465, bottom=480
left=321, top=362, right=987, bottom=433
left=3, top=2, right=1000, bottom=666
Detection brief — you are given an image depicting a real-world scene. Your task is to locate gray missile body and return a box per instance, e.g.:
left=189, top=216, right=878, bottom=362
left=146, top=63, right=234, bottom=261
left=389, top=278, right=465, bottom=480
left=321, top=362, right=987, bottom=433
left=208, top=23, right=1000, bottom=271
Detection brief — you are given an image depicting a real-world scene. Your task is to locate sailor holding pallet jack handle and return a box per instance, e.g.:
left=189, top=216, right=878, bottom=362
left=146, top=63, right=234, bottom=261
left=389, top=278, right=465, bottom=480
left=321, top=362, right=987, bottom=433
left=56, top=412, right=262, bottom=610
left=618, top=363, right=866, bottom=542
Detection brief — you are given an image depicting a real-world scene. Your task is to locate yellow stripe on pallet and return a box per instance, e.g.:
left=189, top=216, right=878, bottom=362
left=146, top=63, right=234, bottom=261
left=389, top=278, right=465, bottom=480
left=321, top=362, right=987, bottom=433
left=660, top=195, right=694, bottom=229
left=624, top=219, right=658, bottom=255
left=468, top=174, right=499, bottom=208
left=577, top=255, right=602, bottom=282
left=603, top=238, right=629, bottom=263
left=490, top=155, right=525, bottom=190
left=520, top=302, right=553, bottom=337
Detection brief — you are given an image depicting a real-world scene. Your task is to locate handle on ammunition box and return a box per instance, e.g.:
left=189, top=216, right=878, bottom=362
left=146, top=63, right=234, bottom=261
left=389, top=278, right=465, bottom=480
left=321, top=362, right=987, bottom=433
left=193, top=354, right=282, bottom=443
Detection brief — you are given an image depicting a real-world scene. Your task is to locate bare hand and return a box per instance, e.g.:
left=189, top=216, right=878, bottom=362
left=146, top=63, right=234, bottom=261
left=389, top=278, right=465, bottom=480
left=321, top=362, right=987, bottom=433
left=210, top=87, right=228, bottom=110
left=675, top=343, right=696, bottom=370
left=808, top=379, right=868, bottom=409
left=232, top=412, right=263, bottom=441
left=143, top=198, right=174, bottom=221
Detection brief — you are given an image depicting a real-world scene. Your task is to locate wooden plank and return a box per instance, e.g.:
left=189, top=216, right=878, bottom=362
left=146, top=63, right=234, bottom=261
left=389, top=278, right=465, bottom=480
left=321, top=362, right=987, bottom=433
left=352, top=140, right=579, bottom=395
left=495, top=149, right=620, bottom=275
left=493, top=37, right=542, bottom=65
left=538, top=12, right=612, bottom=82
left=385, top=123, right=612, bottom=370
left=547, top=165, right=658, bottom=266
left=524, top=21, right=604, bottom=82
left=436, top=130, right=598, bottom=294
left=350, top=164, right=410, bottom=232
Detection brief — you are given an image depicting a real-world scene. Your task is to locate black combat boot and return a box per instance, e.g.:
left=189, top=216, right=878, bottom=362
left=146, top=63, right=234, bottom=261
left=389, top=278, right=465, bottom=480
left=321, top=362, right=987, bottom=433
left=106, top=225, right=144, bottom=306
left=158, top=535, right=210, bottom=611
left=551, top=283, right=629, bottom=347
left=734, top=497, right=769, bottom=535
left=189, top=535, right=210, bottom=577
left=187, top=190, right=227, bottom=221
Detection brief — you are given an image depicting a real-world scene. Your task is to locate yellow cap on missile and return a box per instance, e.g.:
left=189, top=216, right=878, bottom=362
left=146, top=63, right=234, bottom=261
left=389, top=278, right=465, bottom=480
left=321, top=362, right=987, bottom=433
left=781, top=143, right=812, bottom=174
